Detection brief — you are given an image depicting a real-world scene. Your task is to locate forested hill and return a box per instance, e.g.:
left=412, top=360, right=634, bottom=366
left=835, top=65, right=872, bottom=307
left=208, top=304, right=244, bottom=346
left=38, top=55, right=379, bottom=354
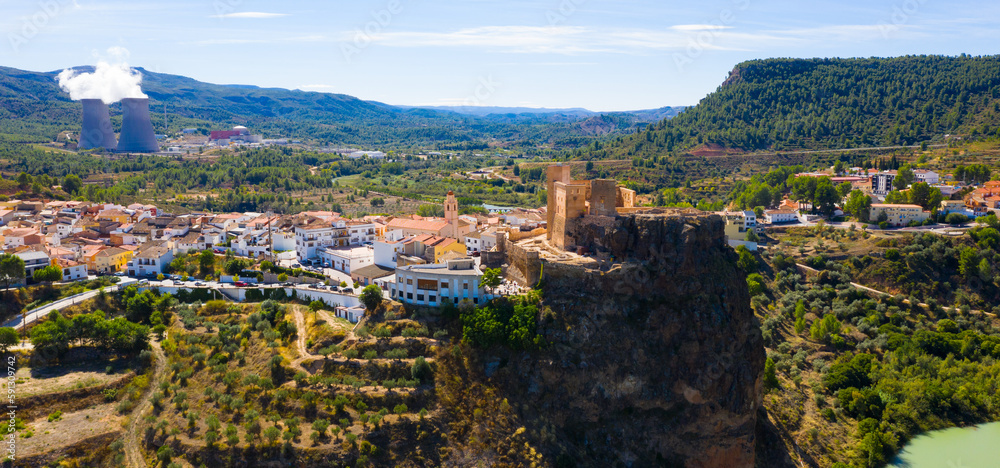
left=0, top=65, right=671, bottom=149
left=599, top=55, right=1000, bottom=159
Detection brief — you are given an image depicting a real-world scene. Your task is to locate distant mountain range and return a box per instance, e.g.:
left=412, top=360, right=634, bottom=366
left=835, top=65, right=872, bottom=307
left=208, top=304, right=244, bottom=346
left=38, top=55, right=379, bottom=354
left=396, top=105, right=685, bottom=121
left=0, top=65, right=682, bottom=150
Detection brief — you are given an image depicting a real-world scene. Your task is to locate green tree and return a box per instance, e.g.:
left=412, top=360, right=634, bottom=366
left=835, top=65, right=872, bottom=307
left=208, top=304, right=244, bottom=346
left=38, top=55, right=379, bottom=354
left=736, top=245, right=758, bottom=272
left=359, top=284, right=383, bottom=311
left=481, top=268, right=502, bottom=296
left=62, top=174, right=83, bottom=195
left=844, top=190, right=873, bottom=222
left=411, top=356, right=433, bottom=383
left=0, top=327, right=19, bottom=353
left=199, top=250, right=215, bottom=273
left=810, top=314, right=843, bottom=342
left=764, top=357, right=779, bottom=389
left=893, top=165, right=915, bottom=190
left=32, top=265, right=62, bottom=283
left=0, top=254, right=26, bottom=291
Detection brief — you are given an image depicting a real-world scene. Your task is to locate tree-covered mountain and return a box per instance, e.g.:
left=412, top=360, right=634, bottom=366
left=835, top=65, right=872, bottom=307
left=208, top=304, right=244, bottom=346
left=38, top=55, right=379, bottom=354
left=598, top=55, right=1000, bottom=160
left=0, top=65, right=674, bottom=149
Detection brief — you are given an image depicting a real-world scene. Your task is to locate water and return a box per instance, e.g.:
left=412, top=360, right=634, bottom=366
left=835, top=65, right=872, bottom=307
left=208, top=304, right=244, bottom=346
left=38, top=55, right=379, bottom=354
left=888, top=421, right=1000, bottom=468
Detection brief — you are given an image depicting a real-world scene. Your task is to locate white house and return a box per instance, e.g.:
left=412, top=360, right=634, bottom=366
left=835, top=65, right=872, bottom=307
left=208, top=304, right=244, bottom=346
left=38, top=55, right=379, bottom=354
left=374, top=238, right=407, bottom=269
left=763, top=210, right=798, bottom=224
left=334, top=305, right=366, bottom=323
left=347, top=221, right=381, bottom=245
left=295, top=217, right=348, bottom=261
left=463, top=231, right=483, bottom=254
left=128, top=242, right=174, bottom=277
left=914, top=170, right=940, bottom=185
left=318, top=245, right=374, bottom=274
left=54, top=258, right=87, bottom=282
left=386, top=258, right=488, bottom=307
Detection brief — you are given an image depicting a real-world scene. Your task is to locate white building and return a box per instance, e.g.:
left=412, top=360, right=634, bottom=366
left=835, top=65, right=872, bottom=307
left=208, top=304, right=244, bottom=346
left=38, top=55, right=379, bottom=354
left=914, top=170, right=940, bottom=185
left=294, top=217, right=347, bottom=261
left=385, top=258, right=488, bottom=307
left=318, top=245, right=375, bottom=275
left=334, top=305, right=366, bottom=323
left=374, top=238, right=407, bottom=269
left=763, top=210, right=798, bottom=224
left=128, top=242, right=174, bottom=277
left=463, top=232, right=483, bottom=254
left=232, top=229, right=295, bottom=258
left=55, top=258, right=87, bottom=282
left=872, top=171, right=897, bottom=195
left=347, top=221, right=381, bottom=245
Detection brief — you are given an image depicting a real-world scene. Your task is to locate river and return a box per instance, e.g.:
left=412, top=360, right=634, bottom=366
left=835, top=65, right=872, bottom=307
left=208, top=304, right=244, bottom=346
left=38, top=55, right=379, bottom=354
left=888, top=421, right=1000, bottom=468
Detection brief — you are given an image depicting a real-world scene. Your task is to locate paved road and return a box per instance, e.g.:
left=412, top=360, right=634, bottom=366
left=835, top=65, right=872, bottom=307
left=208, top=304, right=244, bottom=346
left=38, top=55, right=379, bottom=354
left=3, top=277, right=137, bottom=330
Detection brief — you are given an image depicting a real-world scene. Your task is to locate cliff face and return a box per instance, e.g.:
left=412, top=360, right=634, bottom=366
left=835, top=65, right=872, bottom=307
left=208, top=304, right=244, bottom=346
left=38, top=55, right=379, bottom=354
left=494, top=214, right=764, bottom=467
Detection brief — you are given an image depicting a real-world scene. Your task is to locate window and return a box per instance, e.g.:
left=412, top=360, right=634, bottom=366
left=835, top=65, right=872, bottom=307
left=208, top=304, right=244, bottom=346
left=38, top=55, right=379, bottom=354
left=417, top=294, right=424, bottom=301
left=417, top=279, right=438, bottom=291
left=407, top=293, right=413, bottom=300
left=429, top=295, right=436, bottom=302
left=441, top=281, right=449, bottom=289
left=463, top=283, right=469, bottom=290
left=407, top=278, right=413, bottom=285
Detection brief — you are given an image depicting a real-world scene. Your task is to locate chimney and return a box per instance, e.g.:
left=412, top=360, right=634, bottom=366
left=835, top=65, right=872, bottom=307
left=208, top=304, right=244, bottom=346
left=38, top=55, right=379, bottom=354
left=117, top=98, right=159, bottom=153
left=78, top=99, right=117, bottom=151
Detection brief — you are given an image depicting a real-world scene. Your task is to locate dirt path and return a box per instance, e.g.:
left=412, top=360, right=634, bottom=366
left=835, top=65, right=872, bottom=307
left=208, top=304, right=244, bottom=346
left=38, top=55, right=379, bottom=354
left=123, top=339, right=166, bottom=468
left=290, top=306, right=317, bottom=373
left=796, top=263, right=997, bottom=318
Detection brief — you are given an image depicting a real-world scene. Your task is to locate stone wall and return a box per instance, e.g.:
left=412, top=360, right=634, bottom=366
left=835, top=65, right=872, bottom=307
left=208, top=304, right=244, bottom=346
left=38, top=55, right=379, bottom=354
left=503, top=237, right=541, bottom=287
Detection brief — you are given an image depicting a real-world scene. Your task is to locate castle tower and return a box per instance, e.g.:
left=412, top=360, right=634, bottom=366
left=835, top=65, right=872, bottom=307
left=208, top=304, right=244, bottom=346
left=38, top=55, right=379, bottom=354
left=546, top=164, right=572, bottom=240
left=445, top=191, right=459, bottom=238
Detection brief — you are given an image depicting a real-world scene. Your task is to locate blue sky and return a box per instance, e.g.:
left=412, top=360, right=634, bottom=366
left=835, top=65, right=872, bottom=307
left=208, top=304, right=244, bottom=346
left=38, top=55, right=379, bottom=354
left=2, top=0, right=999, bottom=111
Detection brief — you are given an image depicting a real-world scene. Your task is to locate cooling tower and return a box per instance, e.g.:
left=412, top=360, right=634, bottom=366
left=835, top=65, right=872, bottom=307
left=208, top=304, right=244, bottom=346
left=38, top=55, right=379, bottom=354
left=78, top=99, right=117, bottom=151
left=117, top=98, right=159, bottom=153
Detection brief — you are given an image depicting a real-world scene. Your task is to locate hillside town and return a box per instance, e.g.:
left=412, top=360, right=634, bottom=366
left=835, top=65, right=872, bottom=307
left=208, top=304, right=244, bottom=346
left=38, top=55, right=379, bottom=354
left=0, top=191, right=546, bottom=319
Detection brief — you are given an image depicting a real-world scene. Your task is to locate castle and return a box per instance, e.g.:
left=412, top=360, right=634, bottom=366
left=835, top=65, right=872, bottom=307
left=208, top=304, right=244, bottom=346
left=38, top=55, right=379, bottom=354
left=545, top=164, right=637, bottom=249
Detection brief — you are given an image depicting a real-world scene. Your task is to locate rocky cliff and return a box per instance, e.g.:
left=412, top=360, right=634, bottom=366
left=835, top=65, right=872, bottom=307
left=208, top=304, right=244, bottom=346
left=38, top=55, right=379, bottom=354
left=487, top=213, right=765, bottom=467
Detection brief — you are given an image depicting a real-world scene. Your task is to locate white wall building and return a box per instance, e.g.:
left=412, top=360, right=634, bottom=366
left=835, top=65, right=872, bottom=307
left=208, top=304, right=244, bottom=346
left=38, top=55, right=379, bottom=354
left=295, top=218, right=347, bottom=261
left=386, top=258, right=488, bottom=307
left=914, top=170, right=940, bottom=185
left=318, top=245, right=375, bottom=275
left=374, top=238, right=407, bottom=269
left=763, top=210, right=798, bottom=224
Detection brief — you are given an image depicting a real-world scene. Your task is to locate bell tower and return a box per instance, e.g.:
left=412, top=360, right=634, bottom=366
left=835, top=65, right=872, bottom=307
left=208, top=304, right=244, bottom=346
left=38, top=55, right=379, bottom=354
left=445, top=191, right=459, bottom=238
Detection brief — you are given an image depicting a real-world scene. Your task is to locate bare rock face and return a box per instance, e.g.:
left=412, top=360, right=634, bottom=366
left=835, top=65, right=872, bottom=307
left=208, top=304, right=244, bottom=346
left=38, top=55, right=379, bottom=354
left=498, top=214, right=764, bottom=467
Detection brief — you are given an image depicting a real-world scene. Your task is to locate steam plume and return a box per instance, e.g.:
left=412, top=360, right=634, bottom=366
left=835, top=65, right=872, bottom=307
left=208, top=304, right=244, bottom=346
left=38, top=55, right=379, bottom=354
left=57, top=47, right=147, bottom=104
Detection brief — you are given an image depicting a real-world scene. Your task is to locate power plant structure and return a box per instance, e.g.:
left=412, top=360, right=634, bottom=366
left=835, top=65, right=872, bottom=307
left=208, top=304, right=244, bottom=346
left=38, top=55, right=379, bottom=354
left=116, top=98, right=159, bottom=153
left=78, top=99, right=117, bottom=151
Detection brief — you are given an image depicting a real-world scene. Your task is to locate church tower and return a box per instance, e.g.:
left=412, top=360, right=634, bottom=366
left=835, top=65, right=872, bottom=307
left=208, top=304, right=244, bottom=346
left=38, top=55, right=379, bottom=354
left=445, top=191, right=459, bottom=238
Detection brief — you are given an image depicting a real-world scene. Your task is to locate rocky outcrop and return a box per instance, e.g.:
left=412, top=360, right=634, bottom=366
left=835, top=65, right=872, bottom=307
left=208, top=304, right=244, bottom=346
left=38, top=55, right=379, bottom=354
left=494, top=213, right=764, bottom=467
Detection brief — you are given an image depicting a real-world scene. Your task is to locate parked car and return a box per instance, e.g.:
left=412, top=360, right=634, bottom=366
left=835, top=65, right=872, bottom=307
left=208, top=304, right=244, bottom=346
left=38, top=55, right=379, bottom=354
left=282, top=282, right=293, bottom=287
left=234, top=281, right=248, bottom=287
left=291, top=263, right=301, bottom=268
left=194, top=282, right=205, bottom=286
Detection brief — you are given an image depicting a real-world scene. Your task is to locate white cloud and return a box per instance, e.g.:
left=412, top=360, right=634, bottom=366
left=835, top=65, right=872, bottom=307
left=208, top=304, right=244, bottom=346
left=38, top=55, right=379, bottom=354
left=212, top=12, right=288, bottom=19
